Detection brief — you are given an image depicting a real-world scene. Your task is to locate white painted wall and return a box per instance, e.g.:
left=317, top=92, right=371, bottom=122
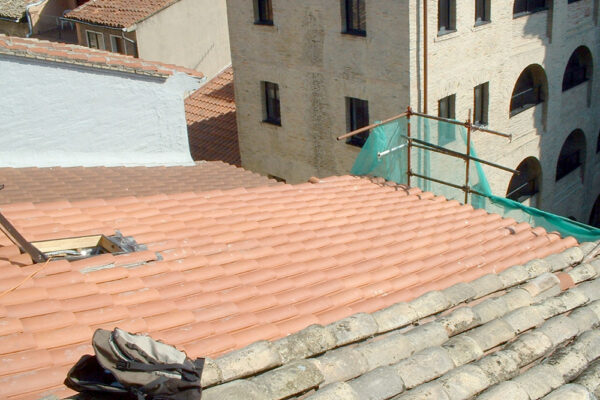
left=0, top=55, right=199, bottom=168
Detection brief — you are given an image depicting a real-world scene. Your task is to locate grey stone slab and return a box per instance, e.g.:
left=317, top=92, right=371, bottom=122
left=502, top=306, right=544, bottom=333
left=506, top=331, right=553, bottom=367
left=498, top=265, right=530, bottom=288
left=512, top=364, right=564, bottom=399
left=578, top=280, right=600, bottom=302
left=537, top=288, right=590, bottom=319
left=524, top=259, right=552, bottom=277
left=316, top=347, right=369, bottom=385
left=501, top=288, right=534, bottom=310
left=251, top=360, right=324, bottom=400
left=544, top=247, right=584, bottom=272
left=575, top=359, right=600, bottom=393
left=202, top=380, right=268, bottom=400
left=372, top=302, right=418, bottom=333
left=472, top=296, right=510, bottom=324
left=355, top=331, right=414, bottom=368
left=545, top=345, right=589, bottom=382
left=438, top=364, right=492, bottom=399
left=569, top=307, right=600, bottom=333
left=274, top=324, right=336, bottom=364
left=438, top=306, right=480, bottom=336
left=539, top=315, right=580, bottom=346
left=443, top=335, right=484, bottom=366
left=304, top=382, right=361, bottom=400
left=409, top=291, right=451, bottom=319
left=464, top=319, right=516, bottom=351
left=442, top=282, right=476, bottom=306
left=325, top=313, right=378, bottom=347
left=542, top=384, right=596, bottom=400
left=471, top=274, right=505, bottom=298
left=571, top=330, right=600, bottom=362
left=404, top=322, right=449, bottom=352
left=587, top=300, right=600, bottom=320
left=394, top=347, right=455, bottom=389
left=476, top=350, right=520, bottom=384
left=521, top=272, right=560, bottom=298
left=477, top=381, right=530, bottom=400
left=569, top=263, right=599, bottom=284
left=349, top=365, right=406, bottom=400
left=201, top=357, right=222, bottom=387
left=592, top=260, right=600, bottom=276
left=392, top=381, right=450, bottom=400
left=216, top=341, right=282, bottom=382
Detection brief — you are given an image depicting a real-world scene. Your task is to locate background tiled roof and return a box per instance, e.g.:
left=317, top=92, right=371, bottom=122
left=0, top=175, right=577, bottom=399
left=0, top=35, right=203, bottom=79
left=0, top=161, right=275, bottom=205
left=0, top=0, right=36, bottom=20
left=185, top=67, right=240, bottom=166
left=65, top=0, right=180, bottom=28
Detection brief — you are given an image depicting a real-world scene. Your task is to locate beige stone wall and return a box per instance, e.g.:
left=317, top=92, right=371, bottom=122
left=29, top=0, right=78, bottom=34
left=135, top=0, right=231, bottom=80
left=74, top=23, right=137, bottom=55
left=228, top=0, right=411, bottom=183
left=230, top=0, right=600, bottom=223
left=0, top=20, right=28, bottom=36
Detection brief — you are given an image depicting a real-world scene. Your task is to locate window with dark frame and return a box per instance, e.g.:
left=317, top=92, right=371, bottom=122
left=474, top=82, right=489, bottom=125
left=346, top=97, right=369, bottom=147
left=438, top=94, right=456, bottom=146
left=562, top=50, right=590, bottom=91
left=596, top=131, right=600, bottom=153
left=344, top=0, right=366, bottom=36
left=475, top=0, right=490, bottom=24
left=254, top=0, right=273, bottom=25
left=556, top=130, right=585, bottom=181
left=86, top=31, right=104, bottom=50
left=506, top=157, right=541, bottom=202
left=513, top=0, right=547, bottom=16
left=438, top=0, right=456, bottom=34
left=568, top=0, right=582, bottom=3
left=263, top=81, right=281, bottom=125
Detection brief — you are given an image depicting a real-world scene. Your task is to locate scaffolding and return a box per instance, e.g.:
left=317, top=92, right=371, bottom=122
left=338, top=107, right=600, bottom=242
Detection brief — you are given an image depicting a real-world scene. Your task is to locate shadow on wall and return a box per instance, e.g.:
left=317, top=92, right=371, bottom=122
left=507, top=0, right=598, bottom=225
left=187, top=110, right=240, bottom=166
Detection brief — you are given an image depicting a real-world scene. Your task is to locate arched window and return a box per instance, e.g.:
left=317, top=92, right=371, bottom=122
left=562, top=46, right=593, bottom=91
left=590, top=195, right=600, bottom=228
left=506, top=157, right=542, bottom=203
left=510, top=65, right=547, bottom=116
left=556, top=129, right=586, bottom=181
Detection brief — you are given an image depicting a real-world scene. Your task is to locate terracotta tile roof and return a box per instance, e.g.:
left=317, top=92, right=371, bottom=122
left=0, top=34, right=203, bottom=79
left=0, top=0, right=36, bottom=19
left=0, top=161, right=276, bottom=205
left=185, top=67, right=240, bottom=166
left=65, top=0, right=180, bottom=29
left=0, top=176, right=579, bottom=399
left=201, top=242, right=600, bottom=400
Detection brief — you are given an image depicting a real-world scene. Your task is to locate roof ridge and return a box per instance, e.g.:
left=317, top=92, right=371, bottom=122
left=198, top=243, right=598, bottom=398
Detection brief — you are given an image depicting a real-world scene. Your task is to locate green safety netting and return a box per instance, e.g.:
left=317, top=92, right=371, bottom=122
left=350, top=115, right=600, bottom=243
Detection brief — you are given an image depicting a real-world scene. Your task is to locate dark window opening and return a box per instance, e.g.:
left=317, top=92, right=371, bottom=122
left=438, top=94, right=456, bottom=146
left=346, top=97, right=370, bottom=147
left=474, top=82, right=489, bottom=125
left=263, top=81, right=281, bottom=125
left=343, top=0, right=366, bottom=36
left=475, top=0, right=491, bottom=24
left=556, top=129, right=586, bottom=181
left=590, top=195, right=600, bottom=228
left=568, top=0, right=582, bottom=3
left=506, top=157, right=541, bottom=202
left=596, top=131, right=600, bottom=153
left=513, top=0, right=547, bottom=16
left=86, top=31, right=103, bottom=50
left=254, top=0, right=273, bottom=25
left=510, top=66, right=545, bottom=116
left=438, top=0, right=456, bottom=34
left=562, top=47, right=592, bottom=91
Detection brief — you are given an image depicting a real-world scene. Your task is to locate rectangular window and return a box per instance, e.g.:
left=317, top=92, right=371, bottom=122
left=254, top=0, right=273, bottom=25
left=86, top=30, right=104, bottom=50
left=474, top=82, right=489, bottom=125
left=438, top=0, right=456, bottom=34
left=346, top=97, right=369, bottom=147
left=438, top=94, right=456, bottom=145
left=110, top=35, right=125, bottom=54
left=475, top=0, right=491, bottom=24
left=263, top=81, right=281, bottom=125
left=513, top=0, right=547, bottom=16
left=343, top=0, right=366, bottom=36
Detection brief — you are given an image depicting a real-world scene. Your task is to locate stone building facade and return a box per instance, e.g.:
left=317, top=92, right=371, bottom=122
left=227, top=0, right=600, bottom=226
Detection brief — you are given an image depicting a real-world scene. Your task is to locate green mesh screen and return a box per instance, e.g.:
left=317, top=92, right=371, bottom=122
left=350, top=115, right=600, bottom=243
